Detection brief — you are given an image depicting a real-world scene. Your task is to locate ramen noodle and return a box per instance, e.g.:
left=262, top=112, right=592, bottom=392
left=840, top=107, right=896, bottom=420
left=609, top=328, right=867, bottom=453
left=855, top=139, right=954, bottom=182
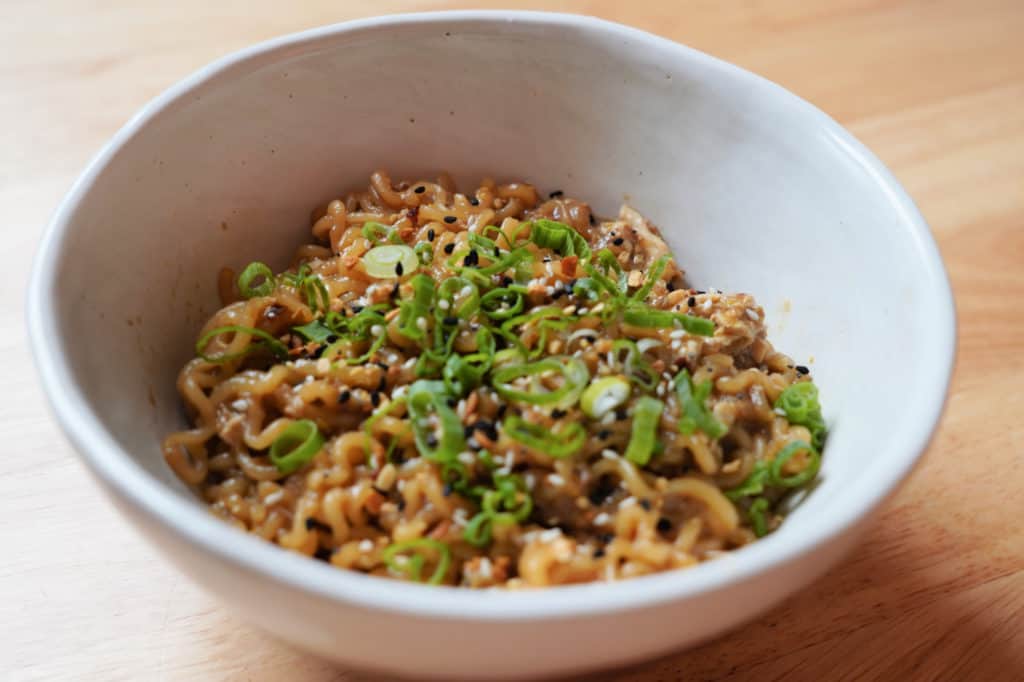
left=164, top=171, right=826, bottom=588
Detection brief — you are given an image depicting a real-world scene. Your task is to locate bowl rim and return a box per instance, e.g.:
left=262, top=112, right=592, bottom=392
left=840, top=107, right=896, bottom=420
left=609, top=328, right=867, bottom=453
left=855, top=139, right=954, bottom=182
left=27, top=10, right=956, bottom=620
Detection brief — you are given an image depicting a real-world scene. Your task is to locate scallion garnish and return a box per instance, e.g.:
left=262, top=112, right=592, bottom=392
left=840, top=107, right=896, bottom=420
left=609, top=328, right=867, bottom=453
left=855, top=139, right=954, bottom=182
left=674, top=368, right=727, bottom=439
left=195, top=324, right=289, bottom=363
left=406, top=380, right=465, bottom=463
left=623, top=305, right=715, bottom=336
left=502, top=415, right=585, bottom=458
left=624, top=396, right=664, bottom=466
left=775, top=382, right=827, bottom=450
left=292, top=319, right=335, bottom=343
left=770, top=441, right=820, bottom=488
left=748, top=497, right=770, bottom=537
left=480, top=286, right=527, bottom=320
left=237, top=261, right=275, bottom=298
left=396, top=274, right=434, bottom=342
left=362, top=244, right=418, bottom=279
left=268, top=419, right=324, bottom=474
left=382, top=538, right=451, bottom=584
left=491, top=356, right=589, bottom=408
left=580, top=376, right=631, bottom=419
left=528, top=219, right=591, bottom=262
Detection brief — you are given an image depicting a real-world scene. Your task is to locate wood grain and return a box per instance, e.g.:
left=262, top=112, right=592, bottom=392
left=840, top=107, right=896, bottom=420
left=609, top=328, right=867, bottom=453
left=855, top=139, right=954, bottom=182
left=2, top=0, right=1022, bottom=680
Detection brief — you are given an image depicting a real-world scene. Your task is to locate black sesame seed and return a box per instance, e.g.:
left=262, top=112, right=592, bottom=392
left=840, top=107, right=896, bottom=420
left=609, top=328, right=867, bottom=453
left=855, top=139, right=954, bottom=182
left=443, top=243, right=455, bottom=255
left=597, top=429, right=610, bottom=440
left=351, top=305, right=364, bottom=314
left=314, top=547, right=334, bottom=561
left=443, top=316, right=458, bottom=326
left=377, top=375, right=387, bottom=393
left=600, top=532, right=614, bottom=544
left=640, top=499, right=652, bottom=511
left=375, top=361, right=389, bottom=371
left=414, top=185, right=426, bottom=194
left=464, top=424, right=475, bottom=438
left=496, top=404, right=508, bottom=420
left=588, top=214, right=596, bottom=226
left=427, top=228, right=435, bottom=241
left=446, top=397, right=457, bottom=408
left=394, top=261, right=404, bottom=276
left=593, top=547, right=606, bottom=558
left=493, top=246, right=501, bottom=258
left=615, top=408, right=628, bottom=421
left=667, top=281, right=677, bottom=292
left=501, top=276, right=513, bottom=286
left=463, top=250, right=479, bottom=267
left=397, top=499, right=406, bottom=512
left=338, top=390, right=351, bottom=403
left=549, top=190, right=564, bottom=198
left=426, top=433, right=438, bottom=448
left=442, top=483, right=453, bottom=497
left=469, top=197, right=480, bottom=206
left=370, top=391, right=381, bottom=407
left=444, top=215, right=457, bottom=224
left=552, top=289, right=565, bottom=300
left=656, top=517, right=672, bottom=532
left=551, top=409, right=567, bottom=419
left=612, top=237, right=624, bottom=246
left=688, top=296, right=696, bottom=307
left=696, top=290, right=706, bottom=295
left=795, top=365, right=810, bottom=375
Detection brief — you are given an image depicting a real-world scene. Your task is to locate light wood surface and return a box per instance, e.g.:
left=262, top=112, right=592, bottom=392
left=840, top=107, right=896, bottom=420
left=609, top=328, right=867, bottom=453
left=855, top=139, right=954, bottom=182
left=3, top=1, right=1023, bottom=680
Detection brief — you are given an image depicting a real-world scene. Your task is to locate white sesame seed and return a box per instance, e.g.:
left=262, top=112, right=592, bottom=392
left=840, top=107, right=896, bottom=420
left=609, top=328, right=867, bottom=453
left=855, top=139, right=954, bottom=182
left=547, top=474, right=566, bottom=486
left=316, top=358, right=331, bottom=373
left=620, top=496, right=638, bottom=508
left=457, top=451, right=475, bottom=465
left=562, top=304, right=577, bottom=315
left=670, top=329, right=686, bottom=339
left=358, top=539, right=374, bottom=552
left=438, top=299, right=451, bottom=310
left=578, top=307, right=589, bottom=315
left=263, top=490, right=284, bottom=505
left=230, top=398, right=248, bottom=411
left=656, top=383, right=666, bottom=396
left=702, top=299, right=712, bottom=312
left=479, top=557, right=493, bottom=579
left=593, top=512, right=611, bottom=526
left=774, top=407, right=787, bottom=416
left=601, top=449, right=618, bottom=460
left=370, top=324, right=384, bottom=337
left=460, top=285, right=474, bottom=298
left=452, top=508, right=469, bottom=526
left=746, top=308, right=760, bottom=321
left=590, top=303, right=605, bottom=314
left=539, top=528, right=562, bottom=543
left=416, top=316, right=428, bottom=330
left=524, top=473, right=536, bottom=489
left=600, top=411, right=616, bottom=425
left=670, top=340, right=682, bottom=350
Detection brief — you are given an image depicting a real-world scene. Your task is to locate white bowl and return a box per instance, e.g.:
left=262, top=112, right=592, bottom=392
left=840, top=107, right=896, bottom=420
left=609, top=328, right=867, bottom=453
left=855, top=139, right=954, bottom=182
left=27, top=11, right=955, bottom=680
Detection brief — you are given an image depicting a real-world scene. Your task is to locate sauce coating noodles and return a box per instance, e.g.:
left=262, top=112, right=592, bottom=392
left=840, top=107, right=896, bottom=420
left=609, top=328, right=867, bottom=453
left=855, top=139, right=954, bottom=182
left=164, top=171, right=825, bottom=588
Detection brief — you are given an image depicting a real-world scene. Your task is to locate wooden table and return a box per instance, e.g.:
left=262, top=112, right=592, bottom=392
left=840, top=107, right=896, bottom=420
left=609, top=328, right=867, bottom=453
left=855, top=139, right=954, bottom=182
left=3, top=1, right=1022, bottom=679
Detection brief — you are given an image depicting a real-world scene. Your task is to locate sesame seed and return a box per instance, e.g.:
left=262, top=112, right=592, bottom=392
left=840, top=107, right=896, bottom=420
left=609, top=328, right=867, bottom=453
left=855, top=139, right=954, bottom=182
left=444, top=215, right=457, bottom=224
left=601, top=449, right=618, bottom=459
left=562, top=304, right=577, bottom=315
left=547, top=474, right=566, bottom=486
left=230, top=398, right=248, bottom=411
left=746, top=308, right=760, bottom=321
left=370, top=324, right=384, bottom=337
left=469, top=197, right=480, bottom=206
left=656, top=383, right=666, bottom=396
left=394, top=261, right=404, bottom=276
left=427, top=228, right=435, bottom=241
left=460, top=285, right=473, bottom=298
left=416, top=316, right=428, bottom=330
left=795, top=365, right=810, bottom=375
left=670, top=329, right=686, bottom=339
left=443, top=243, right=455, bottom=254
left=438, top=299, right=451, bottom=310
left=775, top=407, right=787, bottom=416
left=593, top=512, right=611, bottom=525
left=612, top=237, right=624, bottom=246
left=549, top=190, right=564, bottom=198
left=600, top=411, right=616, bottom=425
left=639, top=499, right=652, bottom=510
left=687, top=296, right=696, bottom=307
left=702, top=299, right=712, bottom=312
left=656, top=517, right=672, bottom=532
left=370, top=391, right=381, bottom=407
left=338, top=390, right=351, bottom=403
left=539, top=528, right=562, bottom=543
left=414, top=185, right=426, bottom=194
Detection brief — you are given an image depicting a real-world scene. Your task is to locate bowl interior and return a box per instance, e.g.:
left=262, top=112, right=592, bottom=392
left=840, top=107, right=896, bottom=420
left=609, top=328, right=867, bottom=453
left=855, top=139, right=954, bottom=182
left=38, top=14, right=951, bottom=587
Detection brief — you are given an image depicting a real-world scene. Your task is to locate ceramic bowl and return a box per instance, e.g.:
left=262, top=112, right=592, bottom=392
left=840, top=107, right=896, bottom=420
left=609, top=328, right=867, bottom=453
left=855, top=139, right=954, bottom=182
left=27, top=11, right=955, bottom=679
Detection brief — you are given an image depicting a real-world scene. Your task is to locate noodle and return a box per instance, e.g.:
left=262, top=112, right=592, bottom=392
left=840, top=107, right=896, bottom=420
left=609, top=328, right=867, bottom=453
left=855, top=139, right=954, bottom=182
left=163, top=172, right=825, bottom=588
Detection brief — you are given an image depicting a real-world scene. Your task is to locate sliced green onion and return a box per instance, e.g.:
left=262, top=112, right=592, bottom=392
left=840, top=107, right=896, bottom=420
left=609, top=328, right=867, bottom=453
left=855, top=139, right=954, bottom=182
left=725, top=460, right=770, bottom=500
left=292, top=319, right=335, bottom=343
left=770, top=441, right=820, bottom=488
left=414, top=241, right=434, bottom=265
left=528, top=219, right=591, bottom=262
left=491, top=356, right=589, bottom=409
left=362, top=244, right=417, bottom=279
left=674, top=368, right=727, bottom=439
left=196, top=324, right=289, bottom=363
left=623, top=305, right=715, bottom=337
left=436, top=277, right=480, bottom=319
left=463, top=512, right=493, bottom=547
left=362, top=396, right=407, bottom=464
left=396, top=274, right=434, bottom=342
left=268, top=419, right=324, bottom=474
left=361, top=221, right=395, bottom=245
left=624, top=396, right=664, bottom=466
left=580, top=376, right=631, bottom=418
left=630, top=254, right=669, bottom=302
left=775, top=382, right=827, bottom=450
left=382, top=538, right=451, bottom=585
left=503, top=415, right=585, bottom=458
left=480, top=286, right=527, bottom=320
left=406, top=380, right=465, bottom=463
left=237, top=261, right=275, bottom=298
left=748, top=497, right=770, bottom=537
left=610, top=339, right=659, bottom=391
